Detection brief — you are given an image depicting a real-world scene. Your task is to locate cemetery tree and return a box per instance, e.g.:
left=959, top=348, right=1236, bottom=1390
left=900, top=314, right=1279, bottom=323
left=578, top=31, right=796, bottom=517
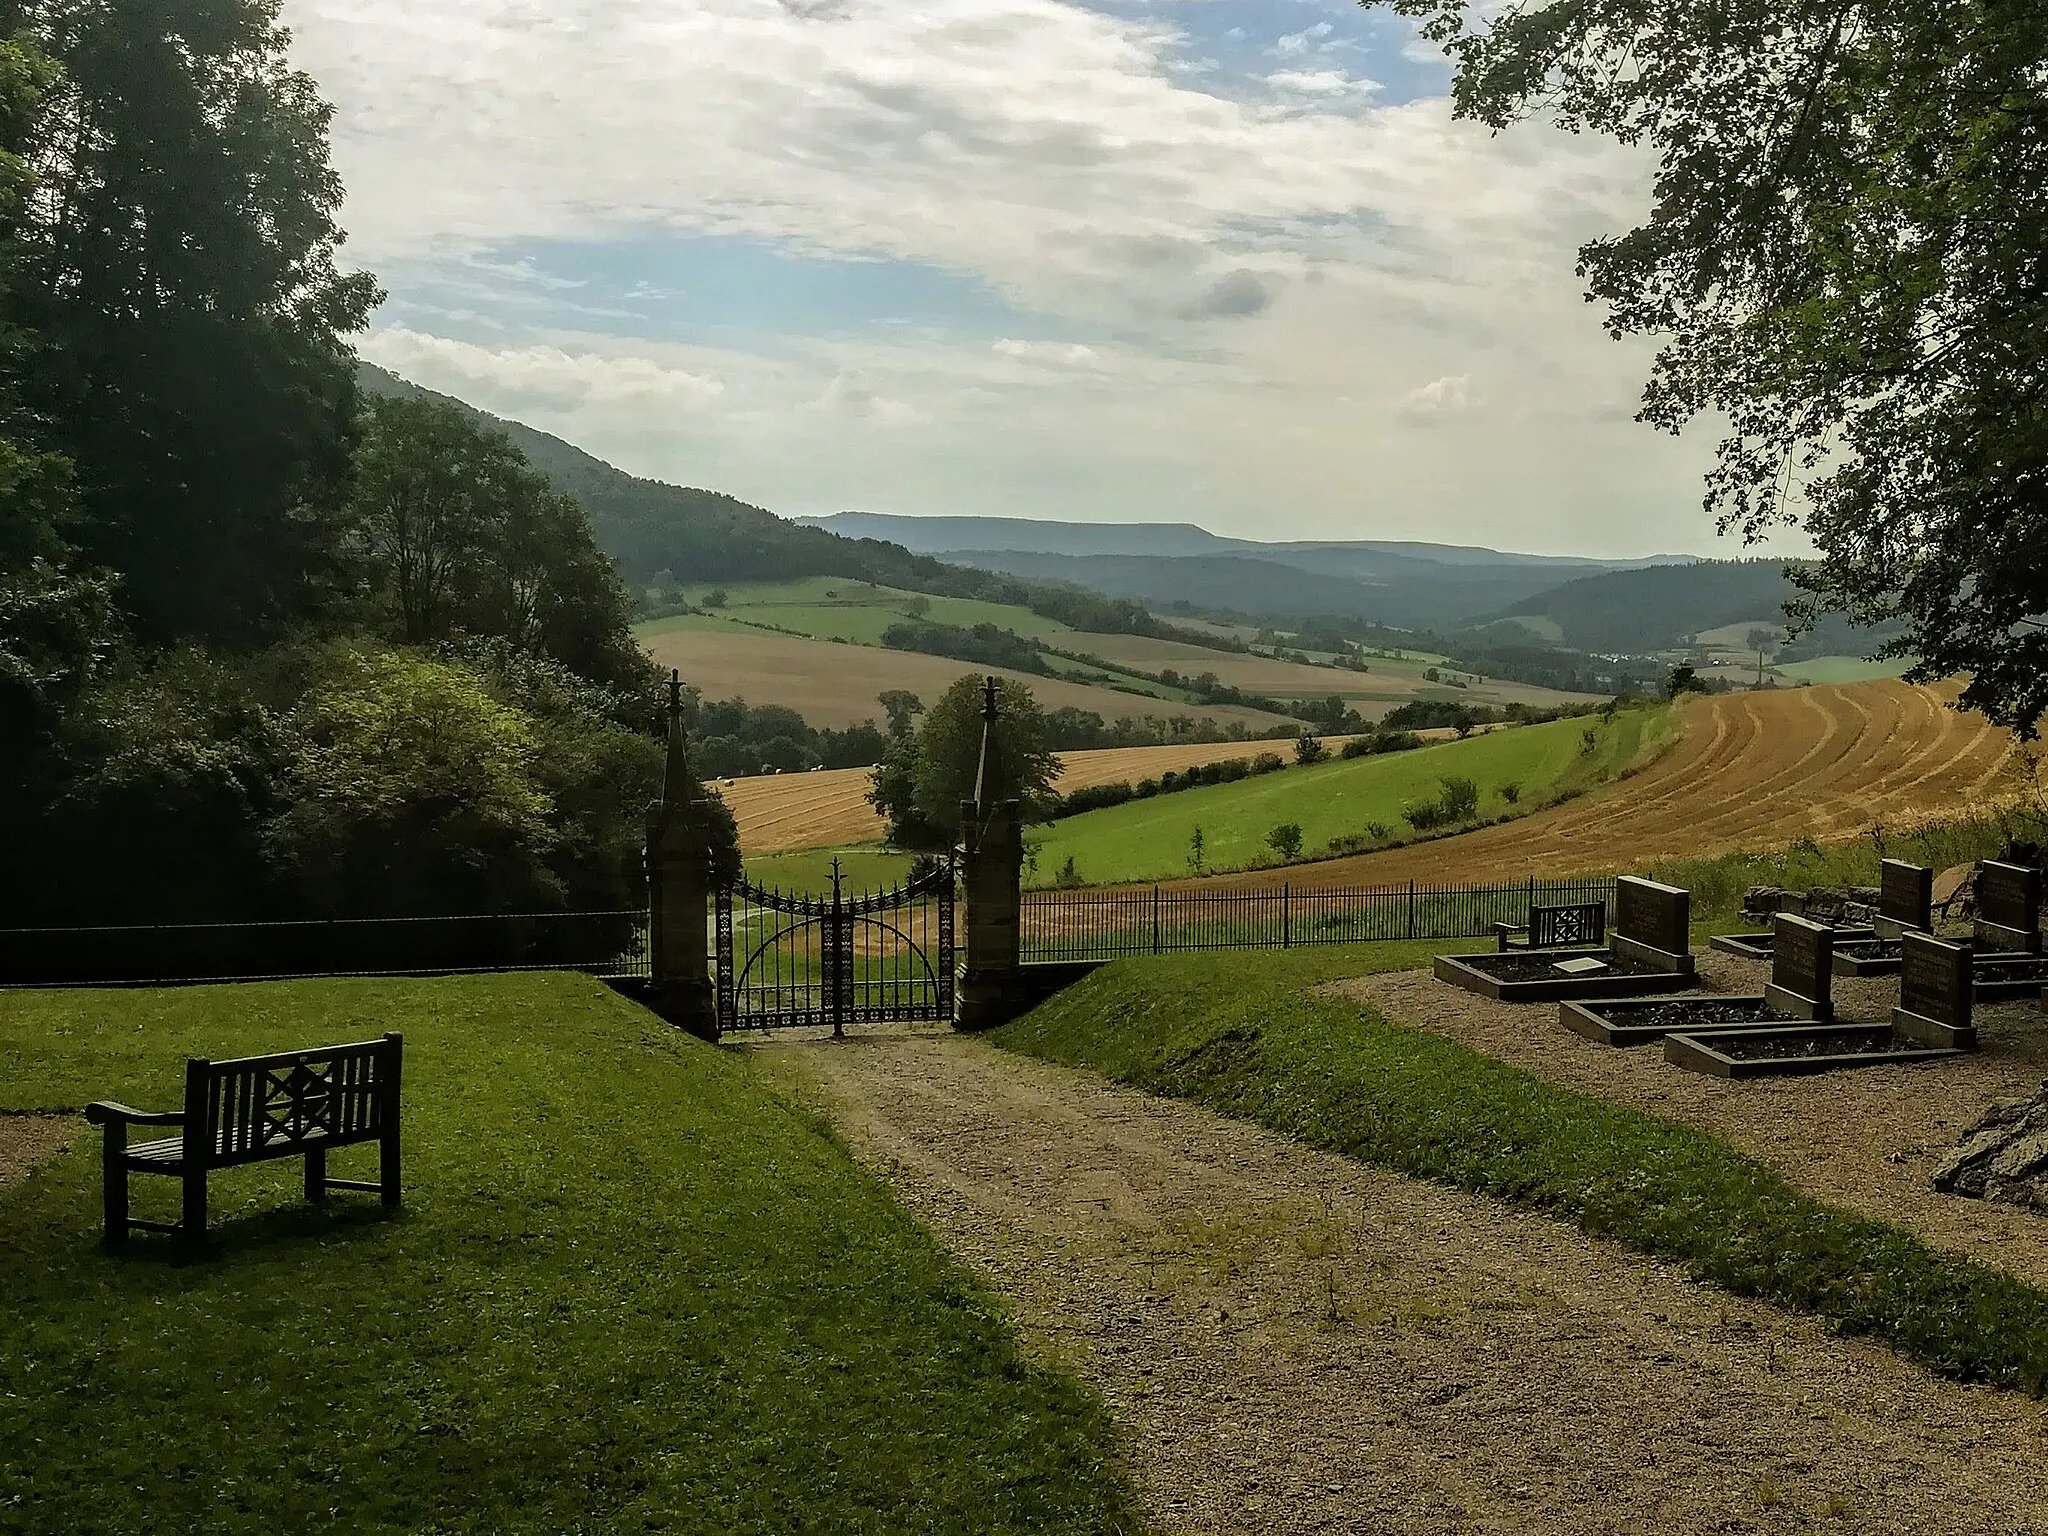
left=869, top=673, right=1059, bottom=849
left=2, top=0, right=381, bottom=641
left=349, top=396, right=649, bottom=692
left=1385, top=0, right=2048, bottom=733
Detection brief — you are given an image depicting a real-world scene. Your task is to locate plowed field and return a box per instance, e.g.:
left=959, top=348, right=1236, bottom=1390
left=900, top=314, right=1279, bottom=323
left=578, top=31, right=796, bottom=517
left=718, top=737, right=1366, bottom=854
left=1190, top=680, right=2024, bottom=890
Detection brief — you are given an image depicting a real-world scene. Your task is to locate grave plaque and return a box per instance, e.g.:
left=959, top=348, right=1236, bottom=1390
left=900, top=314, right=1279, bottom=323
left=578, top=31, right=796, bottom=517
left=1875, top=859, right=1934, bottom=939
left=1892, top=931, right=1974, bottom=1048
left=1764, top=913, right=1834, bottom=1021
left=1612, top=877, right=1692, bottom=972
left=1976, top=861, right=2041, bottom=954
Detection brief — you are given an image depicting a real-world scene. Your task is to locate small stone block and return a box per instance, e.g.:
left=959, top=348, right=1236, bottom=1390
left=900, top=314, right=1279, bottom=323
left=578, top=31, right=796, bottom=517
left=1552, top=956, right=1609, bottom=975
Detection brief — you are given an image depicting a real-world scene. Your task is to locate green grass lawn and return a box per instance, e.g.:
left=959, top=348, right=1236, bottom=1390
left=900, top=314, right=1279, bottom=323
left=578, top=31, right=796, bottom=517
left=995, top=946, right=2048, bottom=1394
left=1024, top=706, right=1672, bottom=886
left=1772, top=655, right=1916, bottom=685
left=635, top=577, right=1075, bottom=647
left=0, top=975, right=1138, bottom=1535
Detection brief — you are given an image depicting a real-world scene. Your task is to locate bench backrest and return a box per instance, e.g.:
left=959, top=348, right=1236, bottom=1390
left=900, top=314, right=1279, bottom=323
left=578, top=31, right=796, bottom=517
left=184, top=1033, right=402, bottom=1169
left=1530, top=902, right=1605, bottom=949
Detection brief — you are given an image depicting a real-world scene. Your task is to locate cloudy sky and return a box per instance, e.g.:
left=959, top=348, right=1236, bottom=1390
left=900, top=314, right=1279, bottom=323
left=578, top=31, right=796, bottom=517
left=284, top=0, right=1785, bottom=559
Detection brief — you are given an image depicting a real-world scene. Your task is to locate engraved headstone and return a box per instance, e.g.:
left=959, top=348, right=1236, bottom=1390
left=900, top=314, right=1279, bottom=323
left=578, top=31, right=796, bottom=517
left=1611, top=877, right=1692, bottom=973
left=1874, top=859, right=1934, bottom=940
left=1976, top=861, right=2041, bottom=954
left=1764, top=913, right=1834, bottom=1021
left=1892, top=931, right=1974, bottom=1048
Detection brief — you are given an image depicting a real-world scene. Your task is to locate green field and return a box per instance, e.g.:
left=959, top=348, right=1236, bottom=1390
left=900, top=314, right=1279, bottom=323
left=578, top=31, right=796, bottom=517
left=640, top=577, right=1077, bottom=647
left=0, top=975, right=1136, bottom=1533
left=745, top=845, right=919, bottom=895
left=1024, top=707, right=1671, bottom=887
left=1773, top=655, right=1915, bottom=685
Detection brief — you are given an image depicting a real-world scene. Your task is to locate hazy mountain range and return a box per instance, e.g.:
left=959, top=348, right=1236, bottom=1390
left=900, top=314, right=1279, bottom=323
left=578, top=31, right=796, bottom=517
left=361, top=364, right=1831, bottom=654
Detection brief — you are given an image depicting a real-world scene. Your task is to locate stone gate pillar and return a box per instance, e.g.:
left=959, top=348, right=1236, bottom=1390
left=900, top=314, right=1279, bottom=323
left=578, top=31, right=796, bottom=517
left=955, top=677, right=1025, bottom=1030
left=647, top=670, right=719, bottom=1042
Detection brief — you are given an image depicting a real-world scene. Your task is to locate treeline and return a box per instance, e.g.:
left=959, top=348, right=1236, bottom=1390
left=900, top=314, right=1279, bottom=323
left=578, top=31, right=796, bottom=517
left=0, top=10, right=692, bottom=926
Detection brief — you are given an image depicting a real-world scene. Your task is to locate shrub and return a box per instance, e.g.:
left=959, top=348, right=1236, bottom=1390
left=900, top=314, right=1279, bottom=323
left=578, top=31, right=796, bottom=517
left=1437, top=775, right=1480, bottom=821
left=1250, top=752, right=1286, bottom=774
left=1404, top=800, right=1449, bottom=832
left=1266, top=823, right=1304, bottom=861
left=1054, top=854, right=1083, bottom=888
left=1294, top=732, right=1326, bottom=765
left=1499, top=780, right=1521, bottom=804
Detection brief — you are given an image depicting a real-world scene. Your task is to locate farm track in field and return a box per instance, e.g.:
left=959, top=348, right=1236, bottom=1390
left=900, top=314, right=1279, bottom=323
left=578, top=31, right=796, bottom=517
left=1188, top=681, right=2023, bottom=891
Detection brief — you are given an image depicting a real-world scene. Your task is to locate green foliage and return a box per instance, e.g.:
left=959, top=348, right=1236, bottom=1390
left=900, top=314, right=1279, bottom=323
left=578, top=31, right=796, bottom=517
left=1185, top=824, right=1207, bottom=875
left=997, top=949, right=2048, bottom=1394
left=872, top=674, right=1061, bottom=849
left=1293, top=731, right=1326, bottom=765
left=1390, top=0, right=2048, bottom=733
left=7, top=0, right=381, bottom=641
left=882, top=617, right=1048, bottom=674
left=350, top=395, right=649, bottom=693
left=1265, top=822, right=1304, bottom=861
left=1666, top=664, right=1711, bottom=698
left=0, top=974, right=1141, bottom=1533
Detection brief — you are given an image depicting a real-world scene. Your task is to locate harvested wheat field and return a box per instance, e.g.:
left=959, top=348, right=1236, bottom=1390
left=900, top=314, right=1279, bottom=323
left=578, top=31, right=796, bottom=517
left=718, top=737, right=1367, bottom=854
left=1196, top=680, right=2023, bottom=891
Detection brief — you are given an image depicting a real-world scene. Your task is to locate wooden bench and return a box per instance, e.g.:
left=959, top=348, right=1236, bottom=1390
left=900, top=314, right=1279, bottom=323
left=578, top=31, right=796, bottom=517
left=85, top=1034, right=402, bottom=1250
left=1494, top=901, right=1607, bottom=952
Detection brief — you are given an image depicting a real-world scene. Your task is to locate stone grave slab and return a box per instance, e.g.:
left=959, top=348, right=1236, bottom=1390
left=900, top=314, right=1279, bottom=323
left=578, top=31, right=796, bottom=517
left=1891, top=931, right=1975, bottom=1050
left=1612, top=876, right=1693, bottom=972
left=1976, top=860, right=2042, bottom=955
left=1763, top=913, right=1834, bottom=1021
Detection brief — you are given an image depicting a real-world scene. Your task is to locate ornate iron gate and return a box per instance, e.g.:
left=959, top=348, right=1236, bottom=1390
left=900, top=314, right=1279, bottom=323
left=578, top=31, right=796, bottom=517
left=715, top=859, right=954, bottom=1033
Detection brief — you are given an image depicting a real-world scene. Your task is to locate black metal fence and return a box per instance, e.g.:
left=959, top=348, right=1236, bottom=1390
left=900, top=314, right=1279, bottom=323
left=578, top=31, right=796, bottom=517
left=1020, top=878, right=1618, bottom=962
left=0, top=910, right=651, bottom=988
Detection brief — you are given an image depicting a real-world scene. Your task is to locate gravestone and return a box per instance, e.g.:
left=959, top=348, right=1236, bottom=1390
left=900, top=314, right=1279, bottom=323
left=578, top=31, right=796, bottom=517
left=1891, top=931, right=1975, bottom=1049
left=1873, top=859, right=1934, bottom=940
left=1611, top=876, right=1694, bottom=975
left=1764, top=913, right=1834, bottom=1021
left=1976, top=861, right=2041, bottom=954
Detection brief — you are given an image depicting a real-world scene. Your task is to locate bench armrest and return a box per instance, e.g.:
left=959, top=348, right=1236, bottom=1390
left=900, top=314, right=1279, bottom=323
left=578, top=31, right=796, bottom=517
left=84, top=1102, right=184, bottom=1127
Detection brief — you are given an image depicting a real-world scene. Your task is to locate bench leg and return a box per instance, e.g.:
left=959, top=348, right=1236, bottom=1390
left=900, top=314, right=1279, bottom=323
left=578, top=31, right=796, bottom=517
left=179, top=1170, right=208, bottom=1255
left=100, top=1128, right=128, bottom=1250
left=304, top=1147, right=327, bottom=1203
left=379, top=1129, right=401, bottom=1208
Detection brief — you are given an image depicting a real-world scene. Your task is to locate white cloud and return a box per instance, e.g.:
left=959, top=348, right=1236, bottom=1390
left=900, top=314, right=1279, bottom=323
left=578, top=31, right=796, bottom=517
left=282, top=0, right=1800, bottom=557
left=364, top=328, right=725, bottom=413
left=1274, top=22, right=1335, bottom=56
left=1267, top=68, right=1379, bottom=97
left=1397, top=373, right=1476, bottom=422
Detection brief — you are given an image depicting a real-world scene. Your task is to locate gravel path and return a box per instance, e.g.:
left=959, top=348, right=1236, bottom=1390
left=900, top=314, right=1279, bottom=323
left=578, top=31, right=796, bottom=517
left=770, top=1030, right=2048, bottom=1536
left=1334, top=950, right=2048, bottom=1290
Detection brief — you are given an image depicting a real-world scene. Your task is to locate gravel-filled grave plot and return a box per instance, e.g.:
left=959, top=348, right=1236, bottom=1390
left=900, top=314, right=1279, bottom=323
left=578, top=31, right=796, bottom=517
left=1335, top=950, right=2048, bottom=1291
left=1973, top=955, right=2048, bottom=1001
left=770, top=1031, right=2048, bottom=1536
left=1560, top=995, right=1773, bottom=1047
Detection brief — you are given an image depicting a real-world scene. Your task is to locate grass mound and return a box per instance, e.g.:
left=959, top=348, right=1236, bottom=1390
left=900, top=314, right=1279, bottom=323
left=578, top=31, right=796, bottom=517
left=996, top=946, right=2048, bottom=1394
left=0, top=974, right=1138, bottom=1534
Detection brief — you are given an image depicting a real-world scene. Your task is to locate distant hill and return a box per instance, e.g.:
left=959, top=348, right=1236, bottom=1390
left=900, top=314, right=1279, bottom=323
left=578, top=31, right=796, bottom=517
left=357, top=365, right=1018, bottom=600
left=803, top=510, right=1697, bottom=573
left=1481, top=560, right=1799, bottom=652
left=921, top=547, right=1629, bottom=632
